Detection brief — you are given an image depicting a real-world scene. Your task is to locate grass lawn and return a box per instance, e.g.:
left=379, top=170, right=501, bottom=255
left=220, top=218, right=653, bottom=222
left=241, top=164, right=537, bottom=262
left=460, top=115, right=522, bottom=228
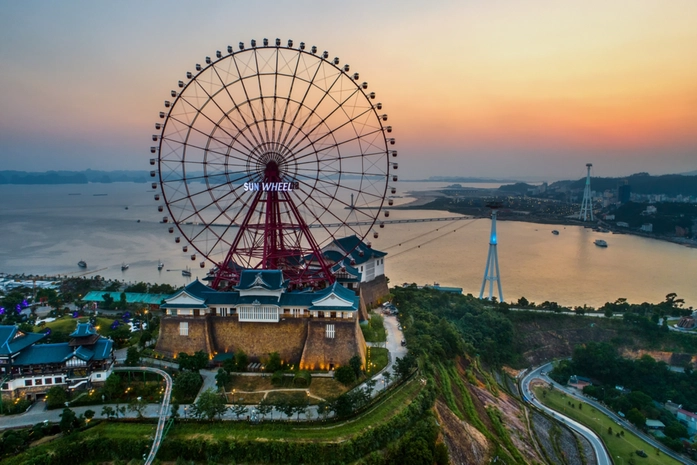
left=360, top=313, right=387, bottom=343
left=34, top=315, right=118, bottom=336
left=3, top=422, right=156, bottom=465
left=265, top=390, right=313, bottom=405
left=168, top=377, right=422, bottom=442
left=366, top=347, right=388, bottom=376
left=533, top=386, right=681, bottom=465
left=228, top=374, right=349, bottom=402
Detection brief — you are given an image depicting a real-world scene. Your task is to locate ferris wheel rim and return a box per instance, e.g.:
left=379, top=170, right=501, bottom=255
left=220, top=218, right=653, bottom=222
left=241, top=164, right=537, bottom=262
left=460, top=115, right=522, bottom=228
left=154, top=39, right=394, bottom=274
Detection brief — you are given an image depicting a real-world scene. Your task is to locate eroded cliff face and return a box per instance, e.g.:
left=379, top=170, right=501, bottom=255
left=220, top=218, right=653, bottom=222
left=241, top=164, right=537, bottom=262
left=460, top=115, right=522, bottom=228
left=435, top=400, right=490, bottom=465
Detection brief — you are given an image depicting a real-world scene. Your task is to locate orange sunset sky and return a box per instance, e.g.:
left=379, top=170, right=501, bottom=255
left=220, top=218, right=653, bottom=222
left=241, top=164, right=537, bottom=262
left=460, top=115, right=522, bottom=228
left=1, top=0, right=695, bottom=180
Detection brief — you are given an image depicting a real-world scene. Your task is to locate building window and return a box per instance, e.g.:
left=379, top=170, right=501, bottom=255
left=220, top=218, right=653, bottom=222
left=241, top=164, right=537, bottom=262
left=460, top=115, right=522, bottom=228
left=35, top=379, right=42, bottom=386
left=25, top=379, right=33, bottom=387
left=180, top=321, right=189, bottom=336
left=1, top=383, right=8, bottom=390
left=55, top=377, right=62, bottom=384
left=96, top=373, right=101, bottom=378
left=45, top=378, right=52, bottom=385
left=326, top=324, right=335, bottom=338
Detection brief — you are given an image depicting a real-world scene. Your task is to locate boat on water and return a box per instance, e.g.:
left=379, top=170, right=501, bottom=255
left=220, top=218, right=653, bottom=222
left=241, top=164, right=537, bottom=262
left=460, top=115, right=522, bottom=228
left=158, top=261, right=164, bottom=271
left=78, top=260, right=87, bottom=268
left=182, top=267, right=192, bottom=277
left=551, top=230, right=559, bottom=235
left=594, top=239, right=608, bottom=247
left=121, top=263, right=129, bottom=271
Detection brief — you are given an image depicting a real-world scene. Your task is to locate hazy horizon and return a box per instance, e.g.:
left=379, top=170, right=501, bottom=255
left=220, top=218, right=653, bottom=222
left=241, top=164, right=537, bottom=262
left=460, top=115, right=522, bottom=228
left=1, top=1, right=696, bottom=181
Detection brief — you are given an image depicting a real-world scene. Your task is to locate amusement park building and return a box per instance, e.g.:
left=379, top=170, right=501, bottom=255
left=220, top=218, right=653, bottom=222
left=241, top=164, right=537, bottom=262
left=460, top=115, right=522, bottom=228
left=0, top=323, right=114, bottom=400
left=155, top=237, right=389, bottom=370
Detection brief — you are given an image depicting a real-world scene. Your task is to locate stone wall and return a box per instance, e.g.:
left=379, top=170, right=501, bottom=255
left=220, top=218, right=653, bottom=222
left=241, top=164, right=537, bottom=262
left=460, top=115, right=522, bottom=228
left=155, top=317, right=214, bottom=357
left=299, top=319, right=366, bottom=371
left=210, top=317, right=307, bottom=364
left=358, top=274, right=390, bottom=320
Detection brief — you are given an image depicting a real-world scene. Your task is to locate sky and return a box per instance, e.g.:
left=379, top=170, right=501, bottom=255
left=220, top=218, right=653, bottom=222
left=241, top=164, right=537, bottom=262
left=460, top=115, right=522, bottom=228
left=1, top=0, right=696, bottom=181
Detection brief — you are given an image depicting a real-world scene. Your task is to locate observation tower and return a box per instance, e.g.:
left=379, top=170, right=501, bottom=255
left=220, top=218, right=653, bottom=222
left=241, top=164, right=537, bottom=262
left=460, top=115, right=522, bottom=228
left=479, top=202, right=503, bottom=302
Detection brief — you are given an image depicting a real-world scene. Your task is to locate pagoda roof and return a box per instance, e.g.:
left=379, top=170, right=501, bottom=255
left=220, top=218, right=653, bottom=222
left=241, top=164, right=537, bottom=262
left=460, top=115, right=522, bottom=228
left=13, top=336, right=113, bottom=365
left=69, top=322, right=97, bottom=338
left=326, top=235, right=386, bottom=265
left=0, top=326, right=46, bottom=356
left=236, top=270, right=285, bottom=291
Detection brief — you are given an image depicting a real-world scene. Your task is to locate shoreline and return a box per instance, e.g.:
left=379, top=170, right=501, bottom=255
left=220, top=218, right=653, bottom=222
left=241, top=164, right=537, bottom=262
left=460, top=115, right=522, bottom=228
left=396, top=191, right=697, bottom=249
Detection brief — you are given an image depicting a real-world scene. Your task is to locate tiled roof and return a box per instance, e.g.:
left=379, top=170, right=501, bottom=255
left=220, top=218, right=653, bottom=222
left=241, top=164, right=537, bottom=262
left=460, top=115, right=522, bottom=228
left=69, top=322, right=97, bottom=338
left=0, top=326, right=46, bottom=356
left=82, top=291, right=170, bottom=305
left=236, top=270, right=285, bottom=291
left=13, top=343, right=74, bottom=365
left=13, top=337, right=113, bottom=365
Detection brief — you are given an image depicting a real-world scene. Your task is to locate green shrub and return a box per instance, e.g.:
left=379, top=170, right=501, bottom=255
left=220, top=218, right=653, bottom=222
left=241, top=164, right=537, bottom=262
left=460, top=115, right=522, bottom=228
left=271, top=370, right=285, bottom=386
left=293, top=370, right=311, bottom=387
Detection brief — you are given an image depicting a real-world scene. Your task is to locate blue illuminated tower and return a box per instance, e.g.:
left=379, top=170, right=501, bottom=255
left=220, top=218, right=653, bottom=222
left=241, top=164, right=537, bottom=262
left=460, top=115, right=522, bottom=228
left=579, top=163, right=594, bottom=221
left=479, top=202, right=503, bottom=302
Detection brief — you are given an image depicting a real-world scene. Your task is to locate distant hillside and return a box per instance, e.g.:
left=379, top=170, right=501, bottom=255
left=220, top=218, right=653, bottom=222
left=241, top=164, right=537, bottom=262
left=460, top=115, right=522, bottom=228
left=0, top=170, right=150, bottom=185
left=550, top=172, right=697, bottom=197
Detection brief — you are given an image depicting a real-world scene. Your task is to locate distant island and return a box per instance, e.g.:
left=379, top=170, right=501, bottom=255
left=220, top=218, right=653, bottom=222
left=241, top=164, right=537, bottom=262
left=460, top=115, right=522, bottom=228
left=0, top=170, right=150, bottom=185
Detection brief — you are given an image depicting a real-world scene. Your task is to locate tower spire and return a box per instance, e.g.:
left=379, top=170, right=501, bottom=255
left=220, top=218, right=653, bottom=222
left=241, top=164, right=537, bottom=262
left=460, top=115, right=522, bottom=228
left=479, top=202, right=503, bottom=302
left=579, top=163, right=594, bottom=221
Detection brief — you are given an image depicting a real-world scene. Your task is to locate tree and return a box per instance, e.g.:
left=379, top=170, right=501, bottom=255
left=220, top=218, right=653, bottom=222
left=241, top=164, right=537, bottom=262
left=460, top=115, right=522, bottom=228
left=101, top=405, right=115, bottom=419
left=193, top=388, right=228, bottom=420
left=222, top=357, right=237, bottom=374
left=334, top=366, right=356, bottom=386
left=46, top=386, right=68, bottom=409
left=256, top=398, right=273, bottom=420
left=118, top=292, right=128, bottom=309
left=138, top=330, right=152, bottom=348
left=101, top=293, right=115, bottom=310
left=125, top=347, right=140, bottom=366
left=128, top=397, right=147, bottom=418
left=349, top=355, right=363, bottom=378
left=394, top=353, right=417, bottom=380
left=178, top=350, right=208, bottom=372
left=626, top=408, right=646, bottom=428
left=124, top=282, right=148, bottom=293
left=103, top=373, right=122, bottom=400
left=84, top=409, right=95, bottom=421
left=365, top=378, right=377, bottom=397
left=170, top=402, right=180, bottom=419
left=382, top=371, right=392, bottom=387
left=173, top=371, right=202, bottom=401
left=277, top=400, right=296, bottom=420
left=59, top=408, right=78, bottom=434
left=264, top=351, right=283, bottom=373
left=292, top=398, right=309, bottom=420
left=231, top=401, right=247, bottom=419
left=235, top=350, right=249, bottom=372
left=215, top=368, right=231, bottom=391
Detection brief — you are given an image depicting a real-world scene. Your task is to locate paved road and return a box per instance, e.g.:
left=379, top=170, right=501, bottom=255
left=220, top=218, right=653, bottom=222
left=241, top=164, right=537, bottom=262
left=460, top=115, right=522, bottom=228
left=523, top=363, right=695, bottom=465
left=521, top=363, right=611, bottom=465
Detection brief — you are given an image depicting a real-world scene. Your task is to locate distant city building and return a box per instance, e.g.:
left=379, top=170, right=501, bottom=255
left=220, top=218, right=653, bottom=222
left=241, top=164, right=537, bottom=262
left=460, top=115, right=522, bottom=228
left=616, top=221, right=630, bottom=228
left=640, top=223, right=653, bottom=233
left=604, top=214, right=616, bottom=221
left=645, top=205, right=657, bottom=215
left=618, top=183, right=631, bottom=204
left=0, top=323, right=114, bottom=400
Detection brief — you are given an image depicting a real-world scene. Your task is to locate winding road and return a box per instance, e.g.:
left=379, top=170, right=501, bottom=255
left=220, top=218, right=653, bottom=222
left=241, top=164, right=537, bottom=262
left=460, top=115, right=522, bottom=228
left=521, top=363, right=611, bottom=465
left=521, top=362, right=695, bottom=465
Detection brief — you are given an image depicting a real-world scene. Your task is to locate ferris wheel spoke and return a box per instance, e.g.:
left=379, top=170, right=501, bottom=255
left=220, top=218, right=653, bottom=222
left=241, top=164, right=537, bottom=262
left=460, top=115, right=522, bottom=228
left=176, top=90, right=258, bottom=155
left=279, top=60, right=342, bottom=152
left=229, top=54, right=267, bottom=147
left=285, top=82, right=365, bottom=152
left=253, top=48, right=272, bottom=144
left=163, top=112, right=255, bottom=164
left=290, top=107, right=379, bottom=158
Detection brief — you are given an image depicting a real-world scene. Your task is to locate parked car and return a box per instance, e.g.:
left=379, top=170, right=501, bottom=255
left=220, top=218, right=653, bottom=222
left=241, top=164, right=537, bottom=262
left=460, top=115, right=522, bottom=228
left=401, top=339, right=406, bottom=346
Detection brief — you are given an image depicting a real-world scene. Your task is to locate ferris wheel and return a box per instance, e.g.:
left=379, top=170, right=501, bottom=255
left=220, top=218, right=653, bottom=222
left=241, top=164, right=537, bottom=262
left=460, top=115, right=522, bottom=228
left=149, top=38, right=397, bottom=288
